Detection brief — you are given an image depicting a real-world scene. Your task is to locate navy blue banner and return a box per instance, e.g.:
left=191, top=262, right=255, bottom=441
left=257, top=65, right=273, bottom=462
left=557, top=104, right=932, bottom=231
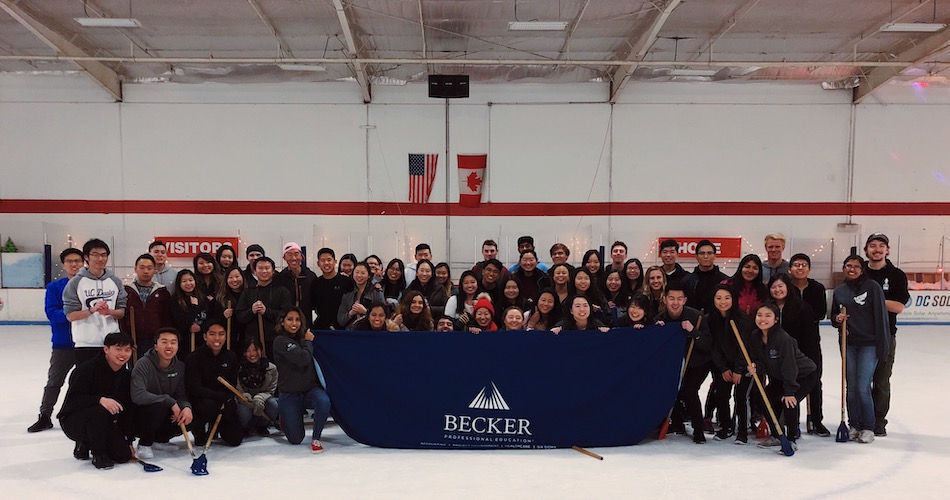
left=313, top=325, right=686, bottom=449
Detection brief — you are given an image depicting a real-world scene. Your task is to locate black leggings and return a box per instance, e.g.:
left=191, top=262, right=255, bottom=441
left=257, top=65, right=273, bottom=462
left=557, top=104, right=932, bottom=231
left=61, top=406, right=132, bottom=461
left=764, top=371, right=819, bottom=442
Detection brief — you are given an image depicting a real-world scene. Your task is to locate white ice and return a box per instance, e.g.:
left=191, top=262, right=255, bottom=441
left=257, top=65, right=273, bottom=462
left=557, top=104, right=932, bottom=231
left=2, top=324, right=948, bottom=499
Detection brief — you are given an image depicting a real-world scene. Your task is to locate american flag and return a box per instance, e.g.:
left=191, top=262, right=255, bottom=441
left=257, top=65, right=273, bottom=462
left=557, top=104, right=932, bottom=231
left=408, top=153, right=438, bottom=203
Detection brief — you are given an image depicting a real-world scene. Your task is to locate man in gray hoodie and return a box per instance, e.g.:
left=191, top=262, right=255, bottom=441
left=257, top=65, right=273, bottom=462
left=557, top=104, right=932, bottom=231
left=63, top=239, right=127, bottom=367
left=131, top=328, right=193, bottom=459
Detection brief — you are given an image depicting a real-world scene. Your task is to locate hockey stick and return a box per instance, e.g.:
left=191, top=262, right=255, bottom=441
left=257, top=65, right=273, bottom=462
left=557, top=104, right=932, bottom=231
left=658, top=311, right=703, bottom=440
left=217, top=375, right=275, bottom=425
left=730, top=320, right=795, bottom=457
left=836, top=307, right=849, bottom=443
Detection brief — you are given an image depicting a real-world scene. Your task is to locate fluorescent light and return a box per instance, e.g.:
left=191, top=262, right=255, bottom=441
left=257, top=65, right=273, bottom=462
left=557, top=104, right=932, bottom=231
left=277, top=64, right=327, bottom=72
left=74, top=17, right=141, bottom=28
left=879, top=22, right=946, bottom=33
left=667, top=68, right=718, bottom=77
left=508, top=21, right=568, bottom=31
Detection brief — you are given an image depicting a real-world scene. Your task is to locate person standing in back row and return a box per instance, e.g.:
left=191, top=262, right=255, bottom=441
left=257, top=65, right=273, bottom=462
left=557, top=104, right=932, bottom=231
left=27, top=248, right=85, bottom=433
left=63, top=239, right=127, bottom=367
left=310, top=248, right=355, bottom=330
left=863, top=233, right=909, bottom=437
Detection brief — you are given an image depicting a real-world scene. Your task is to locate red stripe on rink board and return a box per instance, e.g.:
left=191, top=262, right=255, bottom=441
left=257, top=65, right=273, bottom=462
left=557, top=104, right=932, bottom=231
left=1, top=199, right=949, bottom=217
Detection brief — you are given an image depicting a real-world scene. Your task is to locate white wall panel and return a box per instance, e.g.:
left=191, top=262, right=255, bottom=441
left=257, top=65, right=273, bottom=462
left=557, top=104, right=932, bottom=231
left=120, top=103, right=367, bottom=201
left=488, top=104, right=612, bottom=202
left=0, top=103, right=122, bottom=199
left=853, top=104, right=950, bottom=202
left=612, top=103, right=851, bottom=202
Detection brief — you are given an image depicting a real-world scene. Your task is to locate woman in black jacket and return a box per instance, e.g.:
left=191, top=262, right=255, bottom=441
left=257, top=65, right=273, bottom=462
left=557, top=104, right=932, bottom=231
left=748, top=302, right=817, bottom=452
left=170, top=269, right=221, bottom=360
left=708, top=284, right=755, bottom=443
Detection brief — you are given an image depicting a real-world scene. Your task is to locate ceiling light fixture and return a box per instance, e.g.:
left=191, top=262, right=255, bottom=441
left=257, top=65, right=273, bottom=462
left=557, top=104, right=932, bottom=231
left=74, top=17, right=141, bottom=28
left=879, top=22, right=947, bottom=33
left=277, top=64, right=327, bottom=72
left=508, top=21, right=569, bottom=31
left=667, top=68, right=718, bottom=77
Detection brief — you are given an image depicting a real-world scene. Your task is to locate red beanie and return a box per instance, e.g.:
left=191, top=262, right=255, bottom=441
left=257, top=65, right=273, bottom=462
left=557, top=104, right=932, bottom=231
left=473, top=293, right=495, bottom=316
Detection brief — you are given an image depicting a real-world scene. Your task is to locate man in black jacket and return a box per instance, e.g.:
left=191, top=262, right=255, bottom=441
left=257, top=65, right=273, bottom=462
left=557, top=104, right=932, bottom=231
left=58, top=332, right=135, bottom=470
left=274, top=242, right=318, bottom=329
left=185, top=322, right=242, bottom=447
left=681, top=239, right=728, bottom=313
left=236, top=257, right=291, bottom=358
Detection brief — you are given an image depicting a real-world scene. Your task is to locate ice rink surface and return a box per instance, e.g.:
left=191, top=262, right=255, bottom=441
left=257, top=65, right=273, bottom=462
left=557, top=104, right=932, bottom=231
left=2, top=324, right=948, bottom=499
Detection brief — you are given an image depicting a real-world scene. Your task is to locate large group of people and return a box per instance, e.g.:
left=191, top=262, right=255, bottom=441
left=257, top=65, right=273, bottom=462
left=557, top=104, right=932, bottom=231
left=27, top=231, right=909, bottom=468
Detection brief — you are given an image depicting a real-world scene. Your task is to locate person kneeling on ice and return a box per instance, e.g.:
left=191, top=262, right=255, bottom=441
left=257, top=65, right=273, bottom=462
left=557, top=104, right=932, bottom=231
left=748, top=303, right=817, bottom=453
left=236, top=337, right=279, bottom=436
left=186, top=322, right=243, bottom=447
left=131, top=328, right=192, bottom=459
left=58, top=332, right=135, bottom=470
left=273, top=307, right=331, bottom=453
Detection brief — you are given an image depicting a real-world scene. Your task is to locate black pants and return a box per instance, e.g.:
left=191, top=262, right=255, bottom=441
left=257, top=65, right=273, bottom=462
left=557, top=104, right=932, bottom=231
left=61, top=406, right=132, bottom=462
left=191, top=398, right=243, bottom=447
left=764, top=371, right=819, bottom=442
left=677, top=361, right=713, bottom=436
left=74, top=347, right=101, bottom=369
left=798, top=338, right=824, bottom=423
left=135, top=403, right=182, bottom=446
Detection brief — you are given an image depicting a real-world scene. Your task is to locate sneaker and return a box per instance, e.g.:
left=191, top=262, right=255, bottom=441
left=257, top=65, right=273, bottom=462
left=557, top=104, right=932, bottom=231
left=310, top=440, right=325, bottom=453
left=857, top=430, right=875, bottom=444
left=92, top=453, right=115, bottom=470
left=812, top=422, right=831, bottom=437
left=73, top=442, right=90, bottom=460
left=757, top=437, right=781, bottom=448
left=692, top=433, right=706, bottom=444
left=734, top=435, right=748, bottom=445
left=136, top=444, right=153, bottom=459
left=152, top=441, right=179, bottom=452
left=27, top=414, right=53, bottom=433
left=714, top=428, right=733, bottom=441
left=849, top=427, right=860, bottom=440
left=873, top=423, right=887, bottom=437
left=668, top=422, right=687, bottom=435
left=776, top=441, right=798, bottom=455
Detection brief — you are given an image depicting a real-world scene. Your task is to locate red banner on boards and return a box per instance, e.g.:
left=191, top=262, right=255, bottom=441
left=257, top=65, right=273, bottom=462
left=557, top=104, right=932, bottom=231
left=658, top=237, right=743, bottom=259
left=154, top=236, right=239, bottom=259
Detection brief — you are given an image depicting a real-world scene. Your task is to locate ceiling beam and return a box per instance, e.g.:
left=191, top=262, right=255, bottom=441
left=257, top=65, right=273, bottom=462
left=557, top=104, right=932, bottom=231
left=331, top=0, right=371, bottom=103
left=831, top=0, right=933, bottom=58
left=608, top=0, right=682, bottom=103
left=689, top=0, right=763, bottom=61
left=557, top=0, right=592, bottom=58
left=248, top=0, right=294, bottom=57
left=0, top=0, right=121, bottom=101
left=853, top=27, right=950, bottom=102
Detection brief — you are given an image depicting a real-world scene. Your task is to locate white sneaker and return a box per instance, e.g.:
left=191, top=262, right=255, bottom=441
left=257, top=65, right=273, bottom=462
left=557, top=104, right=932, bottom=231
left=757, top=437, right=781, bottom=448
left=857, top=430, right=875, bottom=443
left=849, top=427, right=860, bottom=440
left=152, top=441, right=179, bottom=452
left=136, top=444, right=153, bottom=459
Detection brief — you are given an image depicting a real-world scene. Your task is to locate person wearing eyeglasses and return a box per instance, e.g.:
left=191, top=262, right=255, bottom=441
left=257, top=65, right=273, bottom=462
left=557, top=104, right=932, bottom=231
left=788, top=253, right=829, bottom=437
left=62, top=239, right=128, bottom=368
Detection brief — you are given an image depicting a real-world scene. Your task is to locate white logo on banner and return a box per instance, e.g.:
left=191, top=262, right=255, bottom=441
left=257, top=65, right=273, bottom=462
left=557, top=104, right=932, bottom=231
left=468, top=382, right=511, bottom=411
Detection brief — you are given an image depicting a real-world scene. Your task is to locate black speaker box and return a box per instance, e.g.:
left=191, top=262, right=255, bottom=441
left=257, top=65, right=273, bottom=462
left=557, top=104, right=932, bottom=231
left=428, top=75, right=470, bottom=99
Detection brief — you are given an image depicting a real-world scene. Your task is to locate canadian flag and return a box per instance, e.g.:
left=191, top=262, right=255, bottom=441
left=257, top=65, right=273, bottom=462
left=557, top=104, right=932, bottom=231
left=457, top=154, right=487, bottom=207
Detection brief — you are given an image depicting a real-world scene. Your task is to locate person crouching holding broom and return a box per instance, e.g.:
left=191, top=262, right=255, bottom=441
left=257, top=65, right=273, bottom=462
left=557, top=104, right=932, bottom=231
left=747, top=303, right=817, bottom=453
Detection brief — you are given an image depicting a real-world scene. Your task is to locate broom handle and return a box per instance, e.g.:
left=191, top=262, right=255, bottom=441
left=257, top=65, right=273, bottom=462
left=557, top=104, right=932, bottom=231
left=226, top=300, right=232, bottom=351
left=129, top=307, right=137, bottom=363
left=258, top=313, right=265, bottom=352
left=841, top=307, right=847, bottom=421
left=730, top=320, right=785, bottom=437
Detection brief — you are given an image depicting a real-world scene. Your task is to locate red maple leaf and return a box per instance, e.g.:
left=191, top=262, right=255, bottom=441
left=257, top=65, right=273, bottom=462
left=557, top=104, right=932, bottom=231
left=466, top=171, right=482, bottom=192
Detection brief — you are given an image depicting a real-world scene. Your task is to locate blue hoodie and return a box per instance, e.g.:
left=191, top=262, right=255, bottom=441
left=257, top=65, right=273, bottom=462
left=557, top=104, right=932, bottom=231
left=45, top=277, right=73, bottom=349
